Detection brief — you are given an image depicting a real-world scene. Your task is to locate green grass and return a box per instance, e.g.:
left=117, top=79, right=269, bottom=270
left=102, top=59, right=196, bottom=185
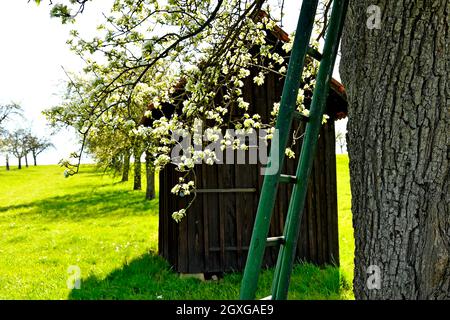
left=336, top=155, right=354, bottom=296
left=0, top=156, right=353, bottom=300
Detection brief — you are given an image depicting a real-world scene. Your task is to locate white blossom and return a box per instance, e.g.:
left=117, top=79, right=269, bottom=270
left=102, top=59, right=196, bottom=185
left=253, top=72, right=265, bottom=86
left=172, top=209, right=187, bottom=222
left=285, top=148, right=296, bottom=159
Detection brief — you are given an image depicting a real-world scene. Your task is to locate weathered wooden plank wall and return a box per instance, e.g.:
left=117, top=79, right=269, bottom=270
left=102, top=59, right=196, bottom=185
left=159, top=68, right=341, bottom=273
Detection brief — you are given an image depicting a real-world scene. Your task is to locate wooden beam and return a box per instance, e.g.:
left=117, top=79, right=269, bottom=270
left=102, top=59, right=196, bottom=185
left=196, top=188, right=256, bottom=193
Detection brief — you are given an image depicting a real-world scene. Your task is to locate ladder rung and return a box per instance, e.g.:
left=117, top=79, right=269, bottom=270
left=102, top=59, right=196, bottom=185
left=307, top=46, right=323, bottom=61
left=279, top=174, right=297, bottom=184
left=293, top=111, right=309, bottom=122
left=260, top=295, right=272, bottom=300
left=266, top=236, right=286, bottom=247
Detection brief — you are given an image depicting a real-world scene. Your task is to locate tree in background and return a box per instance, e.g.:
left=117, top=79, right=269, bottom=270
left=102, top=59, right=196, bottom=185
left=121, top=147, right=131, bottom=182
left=22, top=130, right=32, bottom=168
left=0, top=103, right=22, bottom=169
left=0, top=138, right=10, bottom=170
left=44, top=73, right=156, bottom=198
left=0, top=103, right=22, bottom=129
left=5, top=154, right=10, bottom=171
left=145, top=149, right=155, bottom=200
left=2, top=131, right=53, bottom=169
left=83, top=114, right=137, bottom=186
left=341, top=0, right=449, bottom=299
left=27, top=135, right=54, bottom=166
left=335, top=131, right=346, bottom=154
left=132, top=141, right=143, bottom=191
left=5, top=129, right=28, bottom=169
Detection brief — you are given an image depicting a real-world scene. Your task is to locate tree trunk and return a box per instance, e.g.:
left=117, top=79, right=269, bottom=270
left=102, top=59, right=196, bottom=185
left=18, top=157, right=21, bottom=170
left=33, top=151, right=37, bottom=166
left=133, top=148, right=142, bottom=190
left=145, top=151, right=155, bottom=200
left=122, top=149, right=131, bottom=182
left=6, top=155, right=9, bottom=171
left=25, top=154, right=28, bottom=168
left=340, top=0, right=449, bottom=299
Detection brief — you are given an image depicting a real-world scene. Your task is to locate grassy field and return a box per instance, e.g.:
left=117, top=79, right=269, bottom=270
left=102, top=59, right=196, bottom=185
left=335, top=155, right=354, bottom=286
left=0, top=155, right=353, bottom=300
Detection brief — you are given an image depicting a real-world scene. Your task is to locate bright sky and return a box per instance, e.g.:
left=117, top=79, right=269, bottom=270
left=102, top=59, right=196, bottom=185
left=0, top=1, right=346, bottom=166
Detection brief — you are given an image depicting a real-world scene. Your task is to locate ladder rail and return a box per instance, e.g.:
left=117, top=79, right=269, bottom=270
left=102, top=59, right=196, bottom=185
left=239, top=0, right=320, bottom=300
left=239, top=0, right=349, bottom=300
left=271, top=0, right=349, bottom=300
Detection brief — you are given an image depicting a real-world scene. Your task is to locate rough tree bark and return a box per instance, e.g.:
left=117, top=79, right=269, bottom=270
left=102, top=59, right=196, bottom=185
left=6, top=155, right=9, bottom=171
left=133, top=148, right=142, bottom=190
left=25, top=154, right=29, bottom=168
left=33, top=151, right=37, bottom=166
left=121, top=149, right=131, bottom=182
left=145, top=150, right=155, bottom=200
left=340, top=0, right=449, bottom=299
left=18, top=158, right=22, bottom=170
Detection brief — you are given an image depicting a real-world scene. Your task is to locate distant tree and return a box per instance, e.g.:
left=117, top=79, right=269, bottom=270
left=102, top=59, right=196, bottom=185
left=0, top=136, right=10, bottom=170
left=5, top=154, right=10, bottom=171
left=0, top=104, right=22, bottom=170
left=22, top=132, right=31, bottom=168
left=0, top=103, right=22, bottom=131
left=121, top=148, right=131, bottom=182
left=27, top=135, right=54, bottom=166
left=5, top=129, right=28, bottom=169
left=335, top=131, right=346, bottom=154
left=43, top=73, right=153, bottom=197
left=133, top=140, right=143, bottom=191
left=145, top=150, right=155, bottom=200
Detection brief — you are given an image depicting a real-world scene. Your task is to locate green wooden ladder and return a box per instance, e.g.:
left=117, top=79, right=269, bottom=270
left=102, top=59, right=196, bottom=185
left=240, top=0, right=349, bottom=300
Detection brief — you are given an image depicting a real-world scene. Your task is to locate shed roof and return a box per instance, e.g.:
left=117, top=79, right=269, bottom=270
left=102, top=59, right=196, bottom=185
left=257, top=10, right=348, bottom=120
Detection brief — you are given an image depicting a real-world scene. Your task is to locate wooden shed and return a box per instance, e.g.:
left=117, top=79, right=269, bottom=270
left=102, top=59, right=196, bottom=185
left=159, top=78, right=347, bottom=275
left=157, top=16, right=348, bottom=275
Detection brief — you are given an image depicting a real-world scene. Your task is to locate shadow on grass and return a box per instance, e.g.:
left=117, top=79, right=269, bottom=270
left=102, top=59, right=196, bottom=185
left=0, top=189, right=159, bottom=221
left=68, top=253, right=349, bottom=300
left=69, top=252, right=202, bottom=300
